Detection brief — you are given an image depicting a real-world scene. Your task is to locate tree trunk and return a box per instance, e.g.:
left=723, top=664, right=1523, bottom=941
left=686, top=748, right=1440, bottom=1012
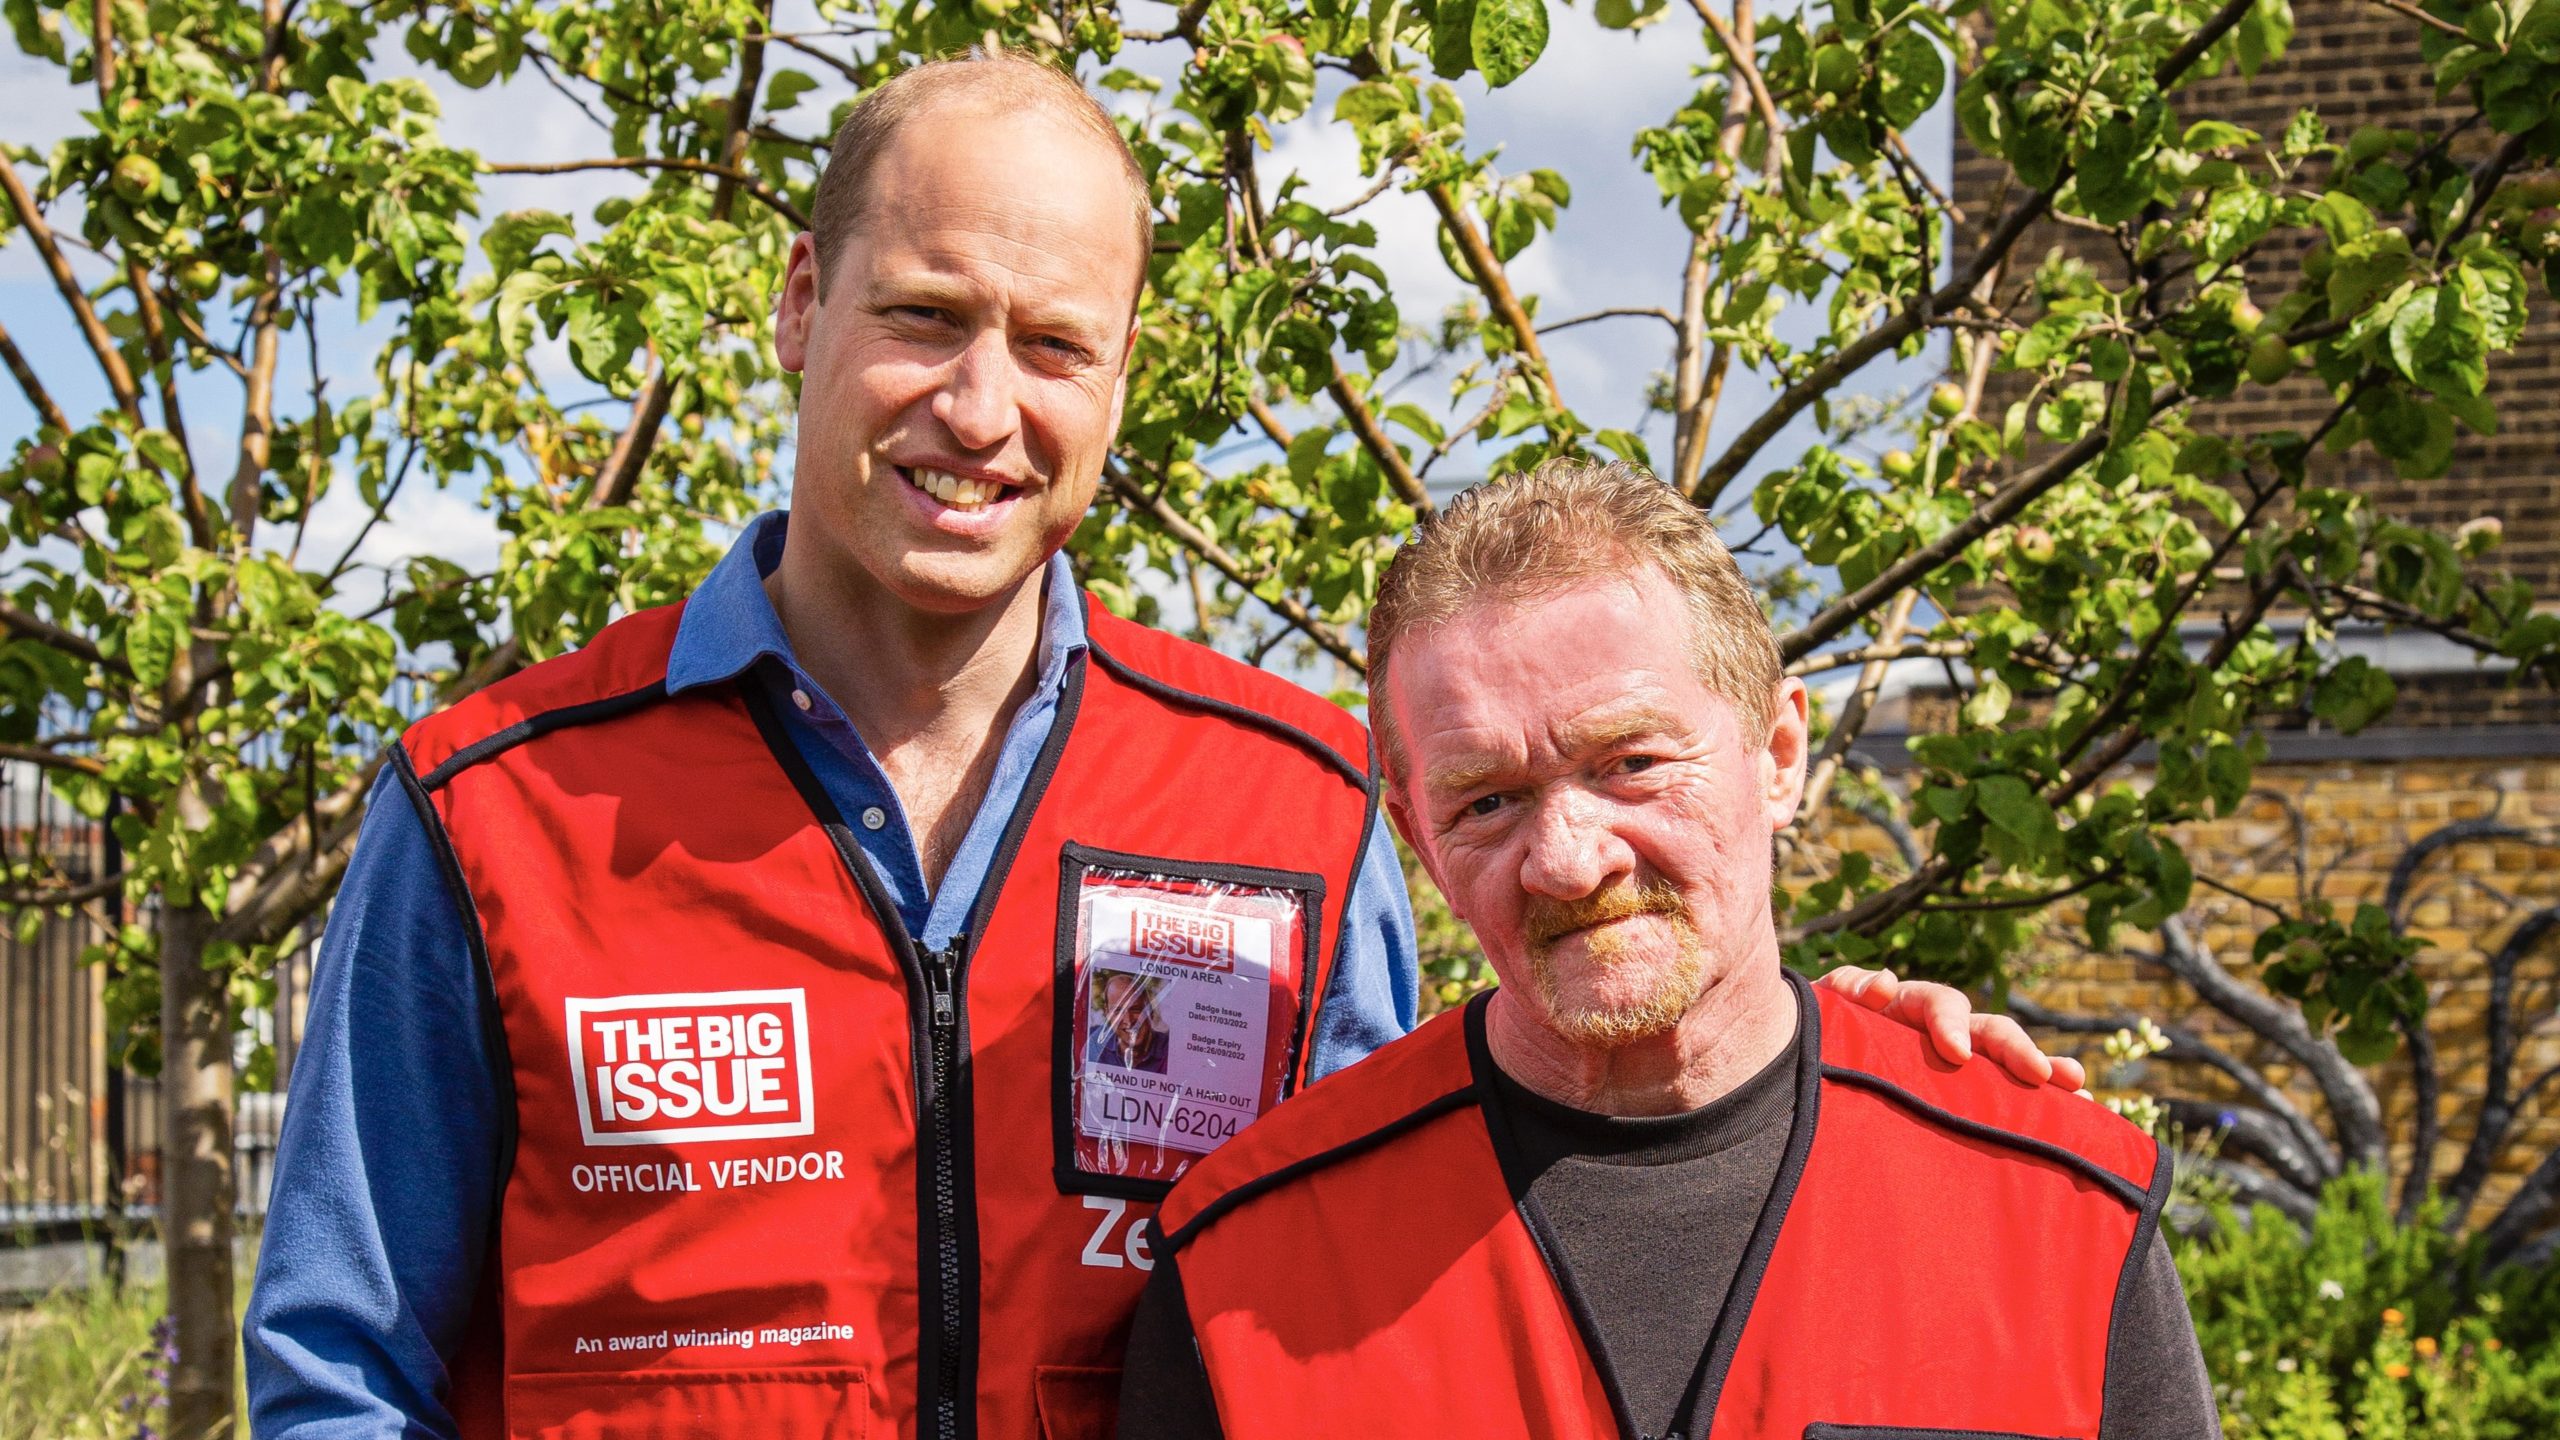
left=160, top=889, right=237, bottom=1438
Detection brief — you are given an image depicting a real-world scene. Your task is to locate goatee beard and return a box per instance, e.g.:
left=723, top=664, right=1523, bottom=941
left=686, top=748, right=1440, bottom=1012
left=1523, top=879, right=1706, bottom=1047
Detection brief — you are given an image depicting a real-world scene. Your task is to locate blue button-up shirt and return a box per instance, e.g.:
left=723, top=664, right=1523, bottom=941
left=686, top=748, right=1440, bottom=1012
left=246, top=511, right=1417, bottom=1437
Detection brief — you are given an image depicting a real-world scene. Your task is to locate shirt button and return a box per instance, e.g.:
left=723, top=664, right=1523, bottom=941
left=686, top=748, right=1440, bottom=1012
left=860, top=806, right=888, bottom=831
left=791, top=688, right=813, bottom=712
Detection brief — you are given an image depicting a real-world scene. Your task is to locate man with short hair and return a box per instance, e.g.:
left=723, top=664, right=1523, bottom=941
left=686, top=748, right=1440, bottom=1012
left=248, top=54, right=2078, bottom=1440
left=1118, top=460, right=2218, bottom=1440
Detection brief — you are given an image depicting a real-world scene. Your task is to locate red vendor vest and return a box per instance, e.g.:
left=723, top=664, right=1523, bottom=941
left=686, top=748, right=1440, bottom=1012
left=1157, top=975, right=2169, bottom=1440
left=396, top=596, right=1375, bottom=1440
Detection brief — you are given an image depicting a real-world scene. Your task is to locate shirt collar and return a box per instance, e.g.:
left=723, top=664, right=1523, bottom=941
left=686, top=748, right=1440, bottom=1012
left=666, top=510, right=1089, bottom=697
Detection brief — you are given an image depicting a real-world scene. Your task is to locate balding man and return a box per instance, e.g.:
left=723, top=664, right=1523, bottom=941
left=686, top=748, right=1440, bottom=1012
left=1119, top=460, right=2217, bottom=1440
left=247, top=56, right=2076, bottom=1440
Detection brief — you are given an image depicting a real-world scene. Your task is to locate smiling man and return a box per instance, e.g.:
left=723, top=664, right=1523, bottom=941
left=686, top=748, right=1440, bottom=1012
left=1119, top=460, right=2218, bottom=1440
left=247, top=54, right=2082, bottom=1440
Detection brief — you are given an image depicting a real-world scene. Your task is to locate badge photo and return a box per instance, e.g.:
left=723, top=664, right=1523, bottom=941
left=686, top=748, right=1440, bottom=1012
left=1051, top=844, right=1324, bottom=1198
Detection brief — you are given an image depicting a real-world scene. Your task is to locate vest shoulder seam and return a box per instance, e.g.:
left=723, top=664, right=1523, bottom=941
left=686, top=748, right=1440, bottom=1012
left=416, top=681, right=671, bottom=792
left=1164, top=1084, right=1478, bottom=1252
left=1086, top=636, right=1371, bottom=792
left=1819, top=1063, right=2150, bottom=1209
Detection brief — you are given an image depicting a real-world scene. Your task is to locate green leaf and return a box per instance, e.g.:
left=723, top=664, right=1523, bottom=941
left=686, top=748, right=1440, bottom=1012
left=2075, top=119, right=2152, bottom=225
left=1594, top=0, right=1667, bottom=29
left=483, top=210, right=573, bottom=275
left=2311, top=656, right=2398, bottom=734
left=1962, top=673, right=2013, bottom=728
left=1432, top=0, right=1479, bottom=78
left=765, top=69, right=820, bottom=113
left=1972, top=775, right=2061, bottom=852
left=494, top=270, right=558, bottom=360
left=1471, top=0, right=1549, bottom=87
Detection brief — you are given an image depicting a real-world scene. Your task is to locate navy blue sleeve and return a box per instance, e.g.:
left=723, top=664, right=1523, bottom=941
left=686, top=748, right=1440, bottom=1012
left=1304, top=810, right=1418, bottom=1082
left=245, top=763, right=507, bottom=1438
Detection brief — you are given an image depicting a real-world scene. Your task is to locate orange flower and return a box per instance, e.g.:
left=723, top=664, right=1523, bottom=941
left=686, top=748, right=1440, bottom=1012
left=2382, top=1308, right=2406, bottom=1326
left=2384, top=1362, right=2412, bottom=1379
left=2414, top=1336, right=2438, bottom=1358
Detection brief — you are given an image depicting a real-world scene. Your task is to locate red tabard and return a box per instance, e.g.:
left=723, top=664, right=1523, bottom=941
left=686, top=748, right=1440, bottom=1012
left=1158, top=979, right=2168, bottom=1440
left=397, top=597, right=1374, bottom=1440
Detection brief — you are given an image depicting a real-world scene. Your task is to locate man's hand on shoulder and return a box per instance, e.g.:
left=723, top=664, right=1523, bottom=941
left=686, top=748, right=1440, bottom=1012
left=1815, top=965, right=2091, bottom=1095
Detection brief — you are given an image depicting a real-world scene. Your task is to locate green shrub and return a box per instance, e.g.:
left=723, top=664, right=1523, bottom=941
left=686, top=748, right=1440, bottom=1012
left=2179, top=1172, right=2560, bottom=1438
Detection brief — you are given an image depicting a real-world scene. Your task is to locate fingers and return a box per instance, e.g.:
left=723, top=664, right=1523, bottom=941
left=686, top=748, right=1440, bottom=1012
left=1969, top=1012, right=2056, bottom=1087
left=2049, top=1054, right=2089, bottom=1095
left=1888, top=980, right=1974, bottom=1065
left=1817, top=965, right=1901, bottom=1011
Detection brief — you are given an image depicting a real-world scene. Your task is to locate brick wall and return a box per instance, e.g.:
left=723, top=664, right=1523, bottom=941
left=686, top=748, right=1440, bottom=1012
left=1801, top=755, right=2560, bottom=1221
left=1953, top=0, right=2560, bottom=601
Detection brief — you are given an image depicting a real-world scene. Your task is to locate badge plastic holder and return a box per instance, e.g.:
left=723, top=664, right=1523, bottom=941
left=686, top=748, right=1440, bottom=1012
left=1051, top=842, right=1324, bottom=1199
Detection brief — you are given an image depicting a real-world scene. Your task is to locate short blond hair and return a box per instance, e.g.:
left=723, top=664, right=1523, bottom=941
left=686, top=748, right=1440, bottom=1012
left=1367, top=459, right=1783, bottom=780
left=809, top=50, right=1152, bottom=303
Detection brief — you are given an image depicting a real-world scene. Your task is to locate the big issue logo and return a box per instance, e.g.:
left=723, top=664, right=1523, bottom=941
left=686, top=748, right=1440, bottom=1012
left=561, top=988, right=849, bottom=1194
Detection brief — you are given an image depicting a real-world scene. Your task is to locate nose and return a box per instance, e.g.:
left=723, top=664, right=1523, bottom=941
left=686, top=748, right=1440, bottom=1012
left=1517, top=789, right=1633, bottom=901
left=932, top=329, right=1022, bottom=453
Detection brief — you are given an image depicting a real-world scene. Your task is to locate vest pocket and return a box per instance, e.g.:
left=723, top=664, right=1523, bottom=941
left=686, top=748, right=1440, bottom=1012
left=1802, top=1426, right=2074, bottom=1439
left=1033, top=1364, right=1122, bottom=1440
left=1802, top=1414, right=2078, bottom=1424
left=506, top=1366, right=869, bottom=1439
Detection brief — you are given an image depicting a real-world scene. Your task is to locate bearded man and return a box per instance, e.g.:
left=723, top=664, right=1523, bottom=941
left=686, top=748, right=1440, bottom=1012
left=1116, top=460, right=2219, bottom=1440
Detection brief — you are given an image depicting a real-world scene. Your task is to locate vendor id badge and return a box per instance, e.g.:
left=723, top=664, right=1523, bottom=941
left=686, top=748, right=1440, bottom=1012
left=1054, top=843, right=1324, bottom=1198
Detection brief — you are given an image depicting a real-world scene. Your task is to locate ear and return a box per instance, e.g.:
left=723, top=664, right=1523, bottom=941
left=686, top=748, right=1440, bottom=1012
left=1762, top=676, right=1811, bottom=831
left=775, top=232, right=823, bottom=375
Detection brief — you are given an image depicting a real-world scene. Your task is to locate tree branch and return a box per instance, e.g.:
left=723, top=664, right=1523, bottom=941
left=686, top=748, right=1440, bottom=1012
left=1538, top=307, right=1678, bottom=337
left=222, top=253, right=283, bottom=550
left=0, top=868, right=127, bottom=909
left=1693, top=0, right=2262, bottom=510
left=0, top=159, right=143, bottom=422
left=1684, top=0, right=1784, bottom=176
left=1798, top=589, right=1915, bottom=820
left=1, top=600, right=127, bottom=676
left=2443, top=903, right=2560, bottom=1230
left=2010, top=995, right=2340, bottom=1185
left=483, top=159, right=811, bottom=230
left=1427, top=182, right=1561, bottom=410
left=1326, top=372, right=1432, bottom=512
left=2148, top=915, right=2389, bottom=1174
left=1103, top=464, right=1368, bottom=673
left=1777, top=382, right=2189, bottom=663
left=588, top=364, right=674, bottom=510
left=711, top=3, right=775, bottom=224
left=0, top=741, right=107, bottom=778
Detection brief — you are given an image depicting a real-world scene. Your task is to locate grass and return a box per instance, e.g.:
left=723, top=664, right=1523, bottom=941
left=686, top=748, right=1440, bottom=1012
left=0, top=1274, right=170, bottom=1440
left=0, top=1247, right=254, bottom=1440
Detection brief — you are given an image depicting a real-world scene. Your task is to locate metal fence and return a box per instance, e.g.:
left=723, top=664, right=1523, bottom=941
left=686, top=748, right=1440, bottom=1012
left=2, top=766, right=324, bottom=1241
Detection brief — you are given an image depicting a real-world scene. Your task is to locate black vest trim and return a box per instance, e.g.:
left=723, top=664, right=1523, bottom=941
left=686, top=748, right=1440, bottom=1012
left=1161, top=1083, right=1481, bottom=1253
left=1816, top=1065, right=2150, bottom=1210
left=416, top=681, right=671, bottom=792
left=1086, top=638, right=1370, bottom=792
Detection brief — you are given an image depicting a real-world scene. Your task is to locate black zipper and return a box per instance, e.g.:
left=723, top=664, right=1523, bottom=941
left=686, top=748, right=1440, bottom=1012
left=739, top=656, right=1088, bottom=1440
left=922, top=936, right=966, bottom=1439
